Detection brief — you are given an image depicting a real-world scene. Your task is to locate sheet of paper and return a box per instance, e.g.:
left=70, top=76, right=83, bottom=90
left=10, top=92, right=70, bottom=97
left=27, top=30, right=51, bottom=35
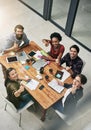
left=60, top=69, right=71, bottom=82
left=48, top=79, right=59, bottom=86
left=21, top=79, right=39, bottom=90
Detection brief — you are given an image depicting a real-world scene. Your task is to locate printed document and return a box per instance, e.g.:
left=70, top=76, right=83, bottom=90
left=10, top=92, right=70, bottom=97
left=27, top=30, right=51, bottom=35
left=21, top=79, right=39, bottom=90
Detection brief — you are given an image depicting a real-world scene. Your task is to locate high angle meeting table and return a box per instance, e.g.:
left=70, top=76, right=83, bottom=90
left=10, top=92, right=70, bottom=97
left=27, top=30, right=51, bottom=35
left=0, top=41, right=73, bottom=121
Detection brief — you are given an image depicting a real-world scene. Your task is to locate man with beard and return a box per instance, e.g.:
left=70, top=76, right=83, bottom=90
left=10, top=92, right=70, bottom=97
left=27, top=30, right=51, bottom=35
left=4, top=24, right=30, bottom=53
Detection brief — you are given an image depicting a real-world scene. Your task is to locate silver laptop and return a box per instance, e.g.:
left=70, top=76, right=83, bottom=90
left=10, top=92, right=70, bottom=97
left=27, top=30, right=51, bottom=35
left=32, top=59, right=47, bottom=70
left=16, top=51, right=28, bottom=62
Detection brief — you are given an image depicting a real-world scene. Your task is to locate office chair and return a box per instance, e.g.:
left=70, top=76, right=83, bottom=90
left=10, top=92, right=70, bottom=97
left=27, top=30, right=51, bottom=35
left=81, top=60, right=86, bottom=72
left=0, top=92, right=34, bottom=127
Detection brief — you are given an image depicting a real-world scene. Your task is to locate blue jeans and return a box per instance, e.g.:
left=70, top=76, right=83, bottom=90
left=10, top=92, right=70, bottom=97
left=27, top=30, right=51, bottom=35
left=52, top=100, right=64, bottom=113
left=18, top=93, right=32, bottom=109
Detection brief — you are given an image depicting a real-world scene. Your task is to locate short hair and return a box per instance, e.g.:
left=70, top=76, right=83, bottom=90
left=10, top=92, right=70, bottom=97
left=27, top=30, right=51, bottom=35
left=50, top=32, right=62, bottom=41
left=70, top=45, right=80, bottom=53
left=77, top=74, right=87, bottom=85
left=14, top=24, right=24, bottom=32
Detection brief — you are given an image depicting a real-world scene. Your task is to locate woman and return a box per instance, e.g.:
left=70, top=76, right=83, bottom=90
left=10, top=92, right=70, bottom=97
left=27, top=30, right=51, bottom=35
left=53, top=74, right=87, bottom=114
left=42, top=32, right=65, bottom=65
left=5, top=67, right=33, bottom=109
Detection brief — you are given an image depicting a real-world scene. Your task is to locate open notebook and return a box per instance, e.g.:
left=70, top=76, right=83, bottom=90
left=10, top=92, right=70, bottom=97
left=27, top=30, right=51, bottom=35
left=21, top=79, right=39, bottom=90
left=48, top=79, right=64, bottom=93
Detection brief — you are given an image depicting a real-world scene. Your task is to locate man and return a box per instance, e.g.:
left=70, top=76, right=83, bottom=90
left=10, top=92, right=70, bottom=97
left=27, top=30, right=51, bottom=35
left=53, top=74, right=87, bottom=115
left=60, top=45, right=83, bottom=78
left=4, top=24, right=30, bottom=53
left=2, top=25, right=30, bottom=79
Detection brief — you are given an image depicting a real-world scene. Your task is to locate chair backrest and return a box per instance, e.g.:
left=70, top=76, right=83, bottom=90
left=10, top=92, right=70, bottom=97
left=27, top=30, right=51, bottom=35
left=0, top=91, right=34, bottom=127
left=0, top=92, right=17, bottom=112
left=81, top=60, right=86, bottom=72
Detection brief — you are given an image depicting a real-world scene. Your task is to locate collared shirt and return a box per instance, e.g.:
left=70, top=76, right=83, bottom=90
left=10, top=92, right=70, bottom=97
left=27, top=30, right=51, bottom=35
left=61, top=53, right=83, bottom=78
left=63, top=83, right=83, bottom=114
left=53, top=83, right=83, bottom=114
left=62, top=88, right=71, bottom=107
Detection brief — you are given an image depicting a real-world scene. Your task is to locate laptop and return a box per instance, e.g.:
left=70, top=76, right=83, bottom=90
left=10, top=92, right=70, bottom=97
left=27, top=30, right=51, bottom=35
left=32, top=59, right=47, bottom=70
left=48, top=79, right=64, bottom=93
left=16, top=51, right=28, bottom=63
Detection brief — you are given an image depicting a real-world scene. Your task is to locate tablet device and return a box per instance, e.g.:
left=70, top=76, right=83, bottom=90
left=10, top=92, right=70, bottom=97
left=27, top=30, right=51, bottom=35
left=6, top=56, right=18, bottom=63
left=28, top=51, right=36, bottom=57
left=55, top=70, right=64, bottom=79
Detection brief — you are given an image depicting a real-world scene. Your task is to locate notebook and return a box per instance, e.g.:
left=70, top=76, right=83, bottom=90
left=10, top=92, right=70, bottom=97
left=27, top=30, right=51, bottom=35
left=48, top=79, right=64, bottom=93
left=21, top=79, right=39, bottom=90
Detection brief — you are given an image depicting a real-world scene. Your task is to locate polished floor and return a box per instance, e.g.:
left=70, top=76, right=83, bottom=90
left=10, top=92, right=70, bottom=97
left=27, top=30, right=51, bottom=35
left=0, top=0, right=91, bottom=130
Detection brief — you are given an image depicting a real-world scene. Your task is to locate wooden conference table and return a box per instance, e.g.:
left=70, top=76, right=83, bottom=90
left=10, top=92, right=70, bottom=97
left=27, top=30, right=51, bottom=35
left=0, top=41, right=73, bottom=121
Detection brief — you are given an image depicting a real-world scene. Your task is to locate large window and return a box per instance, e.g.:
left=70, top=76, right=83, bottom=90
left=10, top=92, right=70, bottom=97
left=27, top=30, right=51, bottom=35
left=72, top=0, right=91, bottom=51
left=19, top=0, right=91, bottom=52
left=51, top=0, right=71, bottom=29
left=21, top=0, right=44, bottom=15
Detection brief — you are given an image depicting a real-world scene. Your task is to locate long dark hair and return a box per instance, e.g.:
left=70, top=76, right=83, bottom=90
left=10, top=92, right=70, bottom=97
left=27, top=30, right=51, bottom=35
left=4, top=67, right=16, bottom=87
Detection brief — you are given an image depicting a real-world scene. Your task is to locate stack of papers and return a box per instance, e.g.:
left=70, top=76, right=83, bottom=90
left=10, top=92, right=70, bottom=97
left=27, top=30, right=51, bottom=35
left=48, top=79, right=64, bottom=93
left=21, top=79, right=39, bottom=90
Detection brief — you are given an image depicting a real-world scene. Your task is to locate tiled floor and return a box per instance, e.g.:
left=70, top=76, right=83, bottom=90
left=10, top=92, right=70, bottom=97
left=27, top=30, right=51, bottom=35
left=0, top=0, right=91, bottom=130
